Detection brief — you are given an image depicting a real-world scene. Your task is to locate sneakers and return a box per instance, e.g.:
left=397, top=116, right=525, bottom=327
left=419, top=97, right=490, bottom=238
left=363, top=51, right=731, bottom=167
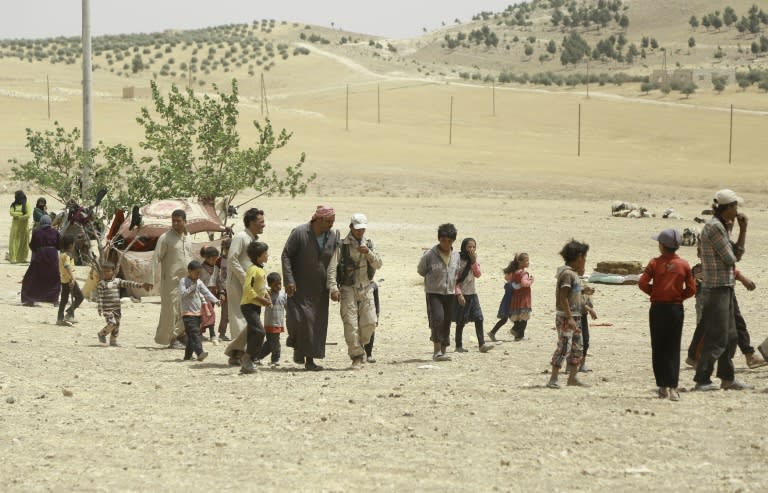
left=721, top=379, right=754, bottom=390
left=64, top=313, right=78, bottom=324
left=219, top=334, right=231, bottom=342
left=657, top=387, right=669, bottom=399
left=685, top=357, right=697, bottom=367
left=479, top=344, right=494, bottom=353
left=487, top=332, right=498, bottom=342
left=432, top=352, right=451, bottom=362
left=669, top=388, right=681, bottom=402
left=366, top=356, right=377, bottom=363
left=350, top=357, right=363, bottom=370
left=228, top=356, right=240, bottom=366
left=197, top=351, right=208, bottom=362
left=97, top=332, right=107, bottom=344
left=240, top=354, right=256, bottom=374
left=304, top=361, right=324, bottom=371
left=546, top=380, right=560, bottom=389
left=454, top=346, right=468, bottom=353
left=109, top=338, right=120, bottom=347
left=745, top=352, right=767, bottom=369
left=168, top=340, right=185, bottom=350
left=56, top=320, right=73, bottom=327
left=693, top=382, right=720, bottom=391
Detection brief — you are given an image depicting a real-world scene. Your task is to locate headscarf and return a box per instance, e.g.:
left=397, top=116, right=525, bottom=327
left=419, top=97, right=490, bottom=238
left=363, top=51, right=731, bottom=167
left=39, top=215, right=52, bottom=228
left=12, top=190, right=27, bottom=215
left=312, top=205, right=335, bottom=221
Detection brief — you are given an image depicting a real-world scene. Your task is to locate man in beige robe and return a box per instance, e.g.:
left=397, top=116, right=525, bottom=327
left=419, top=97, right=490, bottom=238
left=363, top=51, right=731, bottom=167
left=223, top=208, right=265, bottom=361
left=152, top=209, right=193, bottom=346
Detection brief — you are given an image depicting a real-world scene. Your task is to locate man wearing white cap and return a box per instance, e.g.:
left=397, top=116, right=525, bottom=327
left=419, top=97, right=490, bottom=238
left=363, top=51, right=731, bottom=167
left=327, top=213, right=383, bottom=370
left=693, top=189, right=752, bottom=391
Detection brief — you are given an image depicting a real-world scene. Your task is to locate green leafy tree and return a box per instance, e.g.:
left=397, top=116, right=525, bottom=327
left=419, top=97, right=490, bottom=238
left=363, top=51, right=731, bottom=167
left=547, top=40, right=557, bottom=54
left=723, top=7, right=738, bottom=27
left=136, top=80, right=313, bottom=219
left=560, top=32, right=590, bottom=65
left=9, top=123, right=141, bottom=220
left=681, top=82, right=697, bottom=98
left=131, top=53, right=144, bottom=74
left=524, top=44, right=534, bottom=57
left=688, top=37, right=696, bottom=48
left=712, top=74, right=728, bottom=93
left=689, top=15, right=699, bottom=30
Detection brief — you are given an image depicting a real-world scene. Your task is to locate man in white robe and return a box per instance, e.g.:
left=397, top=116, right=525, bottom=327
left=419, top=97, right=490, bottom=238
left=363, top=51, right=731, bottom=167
left=152, top=209, right=193, bottom=346
left=225, top=208, right=265, bottom=341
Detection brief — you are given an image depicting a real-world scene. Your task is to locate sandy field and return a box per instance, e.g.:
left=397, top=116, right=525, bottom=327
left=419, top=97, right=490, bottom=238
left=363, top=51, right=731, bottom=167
left=2, top=38, right=768, bottom=492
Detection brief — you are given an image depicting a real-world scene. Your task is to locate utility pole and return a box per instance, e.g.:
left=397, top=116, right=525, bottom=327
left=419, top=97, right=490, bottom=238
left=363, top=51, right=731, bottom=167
left=81, top=0, right=93, bottom=193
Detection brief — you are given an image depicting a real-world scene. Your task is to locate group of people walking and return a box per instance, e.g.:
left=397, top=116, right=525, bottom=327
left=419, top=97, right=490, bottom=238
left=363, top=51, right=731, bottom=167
left=9, top=188, right=765, bottom=394
left=149, top=205, right=382, bottom=373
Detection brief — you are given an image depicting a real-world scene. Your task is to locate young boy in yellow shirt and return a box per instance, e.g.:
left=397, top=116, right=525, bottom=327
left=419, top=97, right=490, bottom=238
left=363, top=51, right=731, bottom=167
left=57, top=236, right=84, bottom=326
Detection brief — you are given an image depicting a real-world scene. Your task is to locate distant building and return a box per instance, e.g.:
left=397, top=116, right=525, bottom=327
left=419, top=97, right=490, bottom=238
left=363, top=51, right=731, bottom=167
left=122, top=86, right=151, bottom=99
left=650, top=69, right=735, bottom=86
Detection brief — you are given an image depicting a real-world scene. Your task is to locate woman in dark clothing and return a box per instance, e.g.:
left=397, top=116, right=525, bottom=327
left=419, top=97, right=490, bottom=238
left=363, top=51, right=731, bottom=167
left=21, top=215, right=61, bottom=306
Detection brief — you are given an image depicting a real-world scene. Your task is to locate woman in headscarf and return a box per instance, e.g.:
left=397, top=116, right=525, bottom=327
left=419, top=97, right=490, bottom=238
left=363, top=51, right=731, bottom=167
left=21, top=215, right=61, bottom=306
left=8, top=190, right=31, bottom=263
left=33, top=197, right=50, bottom=230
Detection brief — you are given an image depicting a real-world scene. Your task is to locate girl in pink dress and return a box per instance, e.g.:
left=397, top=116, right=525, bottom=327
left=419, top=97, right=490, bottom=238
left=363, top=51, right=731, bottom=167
left=508, top=252, right=533, bottom=341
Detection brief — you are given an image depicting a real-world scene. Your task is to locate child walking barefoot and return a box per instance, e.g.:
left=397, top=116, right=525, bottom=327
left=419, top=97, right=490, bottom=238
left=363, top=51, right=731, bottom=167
left=454, top=238, right=493, bottom=353
left=487, top=262, right=516, bottom=342
left=508, top=252, right=533, bottom=341
left=547, top=240, right=590, bottom=389
left=639, top=229, right=695, bottom=401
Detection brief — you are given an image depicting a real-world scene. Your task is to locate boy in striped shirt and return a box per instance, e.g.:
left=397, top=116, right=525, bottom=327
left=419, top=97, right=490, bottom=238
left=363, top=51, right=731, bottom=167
left=96, top=262, right=152, bottom=346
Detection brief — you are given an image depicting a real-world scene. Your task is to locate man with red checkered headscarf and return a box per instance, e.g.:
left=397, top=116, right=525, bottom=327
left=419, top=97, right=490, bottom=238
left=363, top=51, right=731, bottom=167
left=281, top=206, right=338, bottom=371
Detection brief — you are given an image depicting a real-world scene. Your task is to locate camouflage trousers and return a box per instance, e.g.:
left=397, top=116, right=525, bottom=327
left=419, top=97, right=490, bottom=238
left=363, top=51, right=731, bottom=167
left=551, top=314, right=583, bottom=369
left=339, top=285, right=377, bottom=359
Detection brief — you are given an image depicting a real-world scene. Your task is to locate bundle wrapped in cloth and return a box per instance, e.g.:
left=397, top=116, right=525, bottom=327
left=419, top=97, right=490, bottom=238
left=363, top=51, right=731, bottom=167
left=588, top=260, right=643, bottom=285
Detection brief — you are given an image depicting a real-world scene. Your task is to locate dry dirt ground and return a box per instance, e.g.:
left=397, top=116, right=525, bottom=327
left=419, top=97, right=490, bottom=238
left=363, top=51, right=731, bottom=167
left=2, top=43, right=768, bottom=492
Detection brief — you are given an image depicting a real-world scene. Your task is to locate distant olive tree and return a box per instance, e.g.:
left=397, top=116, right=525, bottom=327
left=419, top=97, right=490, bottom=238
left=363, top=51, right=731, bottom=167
left=712, top=74, right=728, bottom=93
left=681, top=82, right=697, bottom=98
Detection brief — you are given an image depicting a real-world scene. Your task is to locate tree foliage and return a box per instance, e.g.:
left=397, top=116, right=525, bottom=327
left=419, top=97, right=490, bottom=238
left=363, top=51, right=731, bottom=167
left=560, top=32, right=590, bottom=65
left=136, top=79, right=314, bottom=213
left=9, top=123, right=142, bottom=219
left=10, top=79, right=313, bottom=225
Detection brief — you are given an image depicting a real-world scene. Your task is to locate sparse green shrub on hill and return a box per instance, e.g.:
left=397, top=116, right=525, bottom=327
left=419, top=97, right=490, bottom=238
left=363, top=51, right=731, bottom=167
left=712, top=74, right=728, bottom=93
left=560, top=32, right=590, bottom=65
left=547, top=40, right=557, bottom=54
left=681, top=82, right=697, bottom=98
